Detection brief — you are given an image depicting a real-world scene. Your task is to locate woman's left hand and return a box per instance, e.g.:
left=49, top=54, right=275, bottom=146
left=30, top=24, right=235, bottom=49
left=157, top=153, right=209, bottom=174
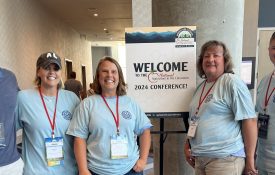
left=184, top=140, right=195, bottom=168
left=244, top=160, right=258, bottom=175
left=133, top=158, right=147, bottom=172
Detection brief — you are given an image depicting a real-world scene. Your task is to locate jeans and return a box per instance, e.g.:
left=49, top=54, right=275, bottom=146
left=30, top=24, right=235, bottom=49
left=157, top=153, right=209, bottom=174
left=89, top=169, right=143, bottom=175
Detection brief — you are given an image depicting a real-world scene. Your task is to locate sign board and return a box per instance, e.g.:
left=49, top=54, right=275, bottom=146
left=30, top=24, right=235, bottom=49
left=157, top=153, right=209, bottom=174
left=125, top=26, right=196, bottom=118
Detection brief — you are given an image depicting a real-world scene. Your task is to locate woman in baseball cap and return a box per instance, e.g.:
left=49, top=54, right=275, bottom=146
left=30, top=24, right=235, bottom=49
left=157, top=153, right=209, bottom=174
left=16, top=52, right=80, bottom=175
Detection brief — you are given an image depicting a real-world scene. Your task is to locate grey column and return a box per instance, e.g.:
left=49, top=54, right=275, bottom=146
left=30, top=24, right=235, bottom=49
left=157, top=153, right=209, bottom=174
left=152, top=0, right=245, bottom=175
left=132, top=0, right=152, bottom=27
left=153, top=0, right=244, bottom=75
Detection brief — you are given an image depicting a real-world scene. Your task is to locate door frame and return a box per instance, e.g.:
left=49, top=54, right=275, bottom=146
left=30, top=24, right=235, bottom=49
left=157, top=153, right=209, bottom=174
left=65, top=58, right=73, bottom=80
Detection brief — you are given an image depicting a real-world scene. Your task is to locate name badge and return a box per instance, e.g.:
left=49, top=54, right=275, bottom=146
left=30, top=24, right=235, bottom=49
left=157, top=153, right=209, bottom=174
left=187, top=122, right=198, bottom=138
left=187, top=115, right=199, bottom=138
left=258, top=113, right=270, bottom=139
left=110, top=135, right=128, bottom=159
left=45, top=137, right=64, bottom=166
left=0, top=123, right=6, bottom=149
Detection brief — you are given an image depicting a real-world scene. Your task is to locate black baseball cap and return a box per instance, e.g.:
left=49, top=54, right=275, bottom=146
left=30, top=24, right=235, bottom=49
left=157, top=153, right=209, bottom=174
left=36, top=52, right=62, bottom=69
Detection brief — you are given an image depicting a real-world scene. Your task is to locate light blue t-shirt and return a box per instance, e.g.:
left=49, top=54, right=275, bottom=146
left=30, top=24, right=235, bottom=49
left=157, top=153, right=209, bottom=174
left=67, top=95, right=152, bottom=175
left=189, top=73, right=256, bottom=158
left=16, top=88, right=80, bottom=175
left=256, top=71, right=275, bottom=172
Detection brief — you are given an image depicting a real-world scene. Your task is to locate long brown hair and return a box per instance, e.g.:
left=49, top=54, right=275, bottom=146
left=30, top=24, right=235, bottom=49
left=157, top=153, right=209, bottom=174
left=93, top=56, right=127, bottom=96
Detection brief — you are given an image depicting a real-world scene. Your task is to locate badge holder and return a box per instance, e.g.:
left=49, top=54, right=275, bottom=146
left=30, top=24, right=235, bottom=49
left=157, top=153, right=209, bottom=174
left=258, top=113, right=270, bottom=139
left=187, top=115, right=199, bottom=138
left=110, top=134, right=128, bottom=159
left=45, top=137, right=64, bottom=166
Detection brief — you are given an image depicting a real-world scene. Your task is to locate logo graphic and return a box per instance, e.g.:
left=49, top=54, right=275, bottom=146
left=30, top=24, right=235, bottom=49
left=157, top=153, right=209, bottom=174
left=205, top=94, right=213, bottom=103
left=121, top=111, right=132, bottom=120
left=175, top=28, right=195, bottom=48
left=62, top=110, right=72, bottom=120
left=177, top=29, right=192, bottom=38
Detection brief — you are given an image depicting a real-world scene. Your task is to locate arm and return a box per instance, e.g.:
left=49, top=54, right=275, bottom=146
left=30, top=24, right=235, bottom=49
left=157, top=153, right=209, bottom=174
left=184, top=139, right=195, bottom=168
left=133, top=129, right=151, bottom=172
left=242, top=118, right=258, bottom=174
left=74, top=137, right=91, bottom=175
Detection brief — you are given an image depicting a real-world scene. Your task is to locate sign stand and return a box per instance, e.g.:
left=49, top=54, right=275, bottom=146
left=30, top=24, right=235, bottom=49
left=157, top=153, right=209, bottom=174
left=148, top=112, right=189, bottom=175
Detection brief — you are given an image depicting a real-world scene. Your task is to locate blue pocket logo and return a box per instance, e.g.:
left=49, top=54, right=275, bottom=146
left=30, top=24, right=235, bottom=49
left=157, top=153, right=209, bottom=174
left=122, top=111, right=132, bottom=120
left=62, top=110, right=72, bottom=120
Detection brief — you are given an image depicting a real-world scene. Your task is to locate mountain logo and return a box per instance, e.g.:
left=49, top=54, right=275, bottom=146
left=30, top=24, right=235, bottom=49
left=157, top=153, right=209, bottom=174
left=175, top=28, right=195, bottom=48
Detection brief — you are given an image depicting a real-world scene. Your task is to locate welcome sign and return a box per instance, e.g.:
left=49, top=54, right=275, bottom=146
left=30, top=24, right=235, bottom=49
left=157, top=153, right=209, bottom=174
left=125, top=26, right=196, bottom=118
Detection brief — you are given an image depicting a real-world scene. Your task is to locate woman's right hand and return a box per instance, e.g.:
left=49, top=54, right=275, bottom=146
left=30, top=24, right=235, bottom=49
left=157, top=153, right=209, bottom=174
left=184, top=140, right=195, bottom=168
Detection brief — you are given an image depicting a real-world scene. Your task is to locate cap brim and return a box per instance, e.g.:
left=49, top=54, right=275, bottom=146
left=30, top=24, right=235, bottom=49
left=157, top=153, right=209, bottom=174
left=50, top=60, right=62, bottom=69
left=40, top=60, right=61, bottom=69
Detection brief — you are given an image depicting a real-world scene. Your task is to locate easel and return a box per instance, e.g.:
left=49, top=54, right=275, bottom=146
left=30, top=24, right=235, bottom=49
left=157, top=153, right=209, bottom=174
left=147, top=112, right=189, bottom=175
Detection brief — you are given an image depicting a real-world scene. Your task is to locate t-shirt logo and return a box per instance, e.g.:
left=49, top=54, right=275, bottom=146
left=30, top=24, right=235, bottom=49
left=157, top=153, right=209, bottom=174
left=62, top=110, right=72, bottom=120
left=121, top=111, right=132, bottom=120
left=205, top=94, right=213, bottom=103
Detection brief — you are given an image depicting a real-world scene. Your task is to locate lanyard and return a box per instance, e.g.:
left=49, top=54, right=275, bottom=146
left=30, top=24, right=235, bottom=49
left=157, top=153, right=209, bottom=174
left=38, top=87, right=59, bottom=138
left=101, top=95, right=120, bottom=135
left=264, top=73, right=275, bottom=113
left=195, top=79, right=217, bottom=115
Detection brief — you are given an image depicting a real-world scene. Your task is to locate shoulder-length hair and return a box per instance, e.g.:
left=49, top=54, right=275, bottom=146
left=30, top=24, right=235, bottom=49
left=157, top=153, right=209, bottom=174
left=93, top=56, right=127, bottom=96
left=197, top=40, right=234, bottom=78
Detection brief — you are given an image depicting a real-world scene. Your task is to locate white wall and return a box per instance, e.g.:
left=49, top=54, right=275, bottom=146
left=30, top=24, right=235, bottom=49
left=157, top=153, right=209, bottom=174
left=0, top=0, right=93, bottom=90
left=243, top=0, right=259, bottom=57
left=91, top=41, right=126, bottom=78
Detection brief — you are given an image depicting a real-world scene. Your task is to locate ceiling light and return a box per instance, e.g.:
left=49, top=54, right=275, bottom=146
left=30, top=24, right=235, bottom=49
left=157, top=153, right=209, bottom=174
left=93, top=13, right=98, bottom=17
left=104, top=28, right=107, bottom=31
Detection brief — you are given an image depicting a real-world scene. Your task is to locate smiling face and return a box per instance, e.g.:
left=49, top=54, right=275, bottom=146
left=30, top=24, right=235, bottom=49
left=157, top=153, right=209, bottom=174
left=202, top=45, right=225, bottom=82
left=98, top=60, right=119, bottom=96
left=269, top=38, right=275, bottom=66
left=37, top=63, right=61, bottom=89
